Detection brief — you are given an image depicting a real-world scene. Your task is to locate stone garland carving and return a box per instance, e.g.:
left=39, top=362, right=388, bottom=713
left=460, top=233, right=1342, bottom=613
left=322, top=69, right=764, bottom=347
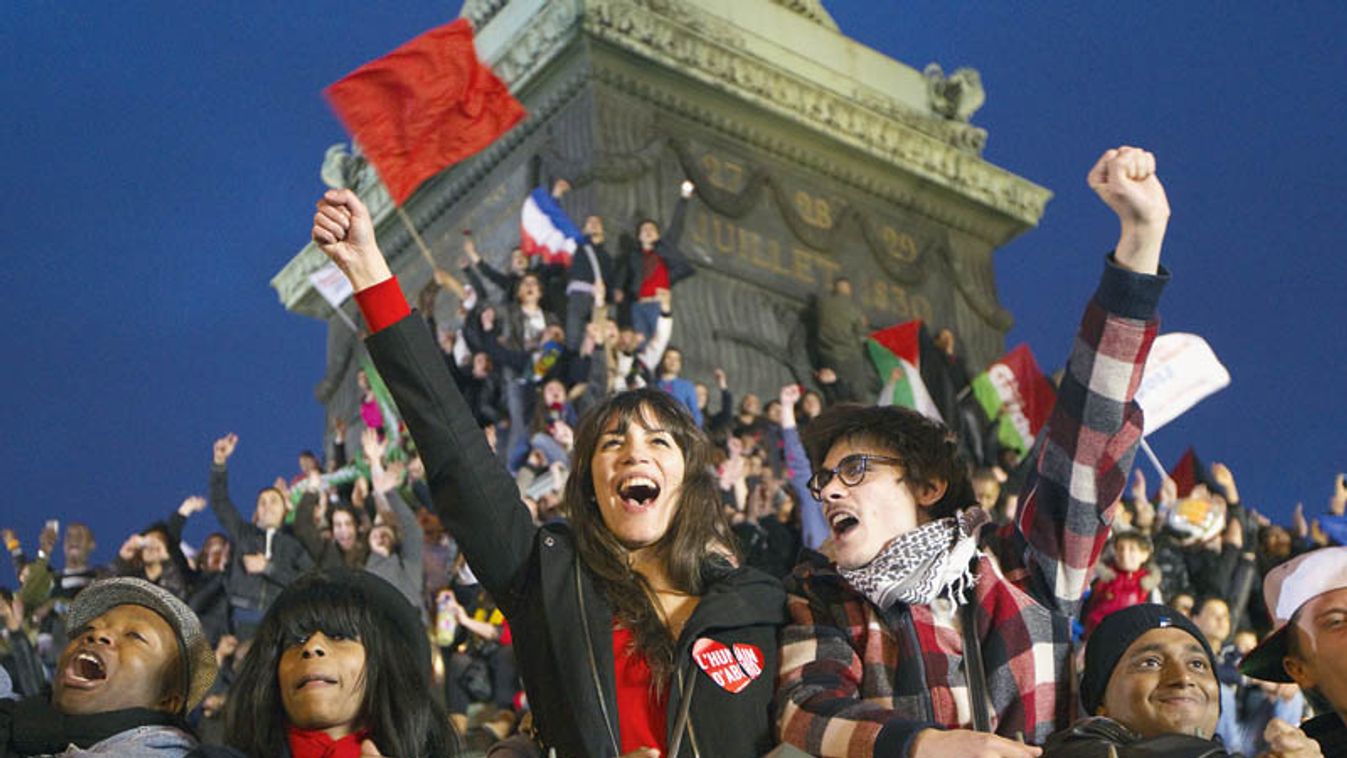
left=768, top=0, right=840, bottom=31
left=487, top=0, right=582, bottom=88
left=460, top=0, right=510, bottom=30
left=582, top=0, right=1049, bottom=226
left=592, top=65, right=1031, bottom=247
left=534, top=117, right=1010, bottom=329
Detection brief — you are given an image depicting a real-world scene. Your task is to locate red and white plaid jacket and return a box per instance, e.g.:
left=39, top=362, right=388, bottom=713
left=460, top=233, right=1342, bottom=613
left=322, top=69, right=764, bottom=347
left=776, top=257, right=1167, bottom=755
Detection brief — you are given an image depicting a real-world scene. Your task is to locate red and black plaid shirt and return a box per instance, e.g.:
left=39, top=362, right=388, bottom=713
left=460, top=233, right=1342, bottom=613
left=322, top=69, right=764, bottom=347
left=776, top=257, right=1167, bottom=755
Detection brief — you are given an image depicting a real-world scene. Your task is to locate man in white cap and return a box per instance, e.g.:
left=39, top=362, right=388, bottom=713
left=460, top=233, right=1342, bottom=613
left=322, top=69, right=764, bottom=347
left=1241, top=546, right=1347, bottom=756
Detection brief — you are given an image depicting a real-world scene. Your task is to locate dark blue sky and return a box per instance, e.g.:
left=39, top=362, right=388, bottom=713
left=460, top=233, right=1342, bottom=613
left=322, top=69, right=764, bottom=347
left=3, top=2, right=1343, bottom=575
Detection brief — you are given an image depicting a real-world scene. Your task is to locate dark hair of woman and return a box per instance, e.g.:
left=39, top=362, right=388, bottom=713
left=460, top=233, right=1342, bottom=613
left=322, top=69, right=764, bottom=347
left=561, top=387, right=738, bottom=689
left=223, top=571, right=455, bottom=758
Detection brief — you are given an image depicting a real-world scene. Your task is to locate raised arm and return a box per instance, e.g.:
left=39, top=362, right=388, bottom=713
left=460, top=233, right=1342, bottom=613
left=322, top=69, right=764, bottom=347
left=366, top=429, right=425, bottom=573
left=778, top=384, right=827, bottom=550
left=311, top=189, right=537, bottom=607
left=1001, top=146, right=1170, bottom=615
left=207, top=433, right=250, bottom=541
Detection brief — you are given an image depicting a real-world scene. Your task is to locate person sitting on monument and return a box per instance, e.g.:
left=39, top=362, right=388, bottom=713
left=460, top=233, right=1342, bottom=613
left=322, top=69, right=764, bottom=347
left=1040, top=603, right=1321, bottom=758
left=811, top=277, right=875, bottom=404
left=309, top=186, right=787, bottom=757
left=621, top=180, right=697, bottom=346
left=565, top=212, right=618, bottom=351
left=775, top=146, right=1171, bottom=757
left=1239, top=546, right=1347, bottom=756
left=0, top=577, right=218, bottom=757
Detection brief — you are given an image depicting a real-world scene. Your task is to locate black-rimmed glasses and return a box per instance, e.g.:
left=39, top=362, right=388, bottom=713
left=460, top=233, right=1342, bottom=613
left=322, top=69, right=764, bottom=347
left=807, top=454, right=905, bottom=500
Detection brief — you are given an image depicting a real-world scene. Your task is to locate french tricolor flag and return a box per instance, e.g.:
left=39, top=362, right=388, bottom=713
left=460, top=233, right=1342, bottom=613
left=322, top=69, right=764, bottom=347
left=519, top=187, right=581, bottom=266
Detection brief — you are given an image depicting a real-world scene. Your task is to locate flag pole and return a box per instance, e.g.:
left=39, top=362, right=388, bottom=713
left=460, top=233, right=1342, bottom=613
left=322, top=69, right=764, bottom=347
left=395, top=204, right=465, bottom=299
left=1138, top=437, right=1167, bottom=479
left=326, top=301, right=360, bottom=334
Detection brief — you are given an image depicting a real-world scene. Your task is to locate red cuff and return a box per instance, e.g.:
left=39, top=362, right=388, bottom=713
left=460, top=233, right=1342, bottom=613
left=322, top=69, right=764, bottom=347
left=354, top=276, right=411, bottom=334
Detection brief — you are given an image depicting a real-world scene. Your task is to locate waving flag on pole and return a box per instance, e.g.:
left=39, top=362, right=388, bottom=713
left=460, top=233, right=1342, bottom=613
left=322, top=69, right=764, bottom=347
left=324, top=19, right=527, bottom=206
left=519, top=187, right=582, bottom=266
left=969, top=344, right=1056, bottom=456
left=1134, top=333, right=1231, bottom=435
left=867, top=321, right=942, bottom=421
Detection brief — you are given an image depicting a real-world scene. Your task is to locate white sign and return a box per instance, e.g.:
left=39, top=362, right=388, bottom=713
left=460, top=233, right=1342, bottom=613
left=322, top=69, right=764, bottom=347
left=308, top=261, right=354, bottom=310
left=1135, top=333, right=1230, bottom=433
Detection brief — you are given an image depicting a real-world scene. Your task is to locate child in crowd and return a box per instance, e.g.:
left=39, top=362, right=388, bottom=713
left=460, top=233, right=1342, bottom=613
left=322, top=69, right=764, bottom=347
left=1081, top=531, right=1162, bottom=636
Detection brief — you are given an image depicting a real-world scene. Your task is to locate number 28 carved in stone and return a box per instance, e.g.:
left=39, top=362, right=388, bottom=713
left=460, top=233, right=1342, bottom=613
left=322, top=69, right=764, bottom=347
left=793, top=190, right=833, bottom=229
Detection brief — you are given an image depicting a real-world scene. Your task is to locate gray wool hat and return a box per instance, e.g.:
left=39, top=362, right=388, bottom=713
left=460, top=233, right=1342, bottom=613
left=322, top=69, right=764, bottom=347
left=65, top=577, right=218, bottom=714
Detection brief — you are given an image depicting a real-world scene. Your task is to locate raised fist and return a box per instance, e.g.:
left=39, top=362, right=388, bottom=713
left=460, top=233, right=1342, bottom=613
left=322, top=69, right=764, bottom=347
left=213, top=434, right=239, bottom=466
left=311, top=189, right=392, bottom=291
left=1087, top=146, right=1169, bottom=275
left=178, top=496, right=207, bottom=517
left=1087, top=146, right=1169, bottom=229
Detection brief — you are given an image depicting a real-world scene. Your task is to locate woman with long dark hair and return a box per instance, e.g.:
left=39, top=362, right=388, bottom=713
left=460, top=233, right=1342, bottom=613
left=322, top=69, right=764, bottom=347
left=216, top=570, right=455, bottom=758
left=310, top=188, right=787, bottom=757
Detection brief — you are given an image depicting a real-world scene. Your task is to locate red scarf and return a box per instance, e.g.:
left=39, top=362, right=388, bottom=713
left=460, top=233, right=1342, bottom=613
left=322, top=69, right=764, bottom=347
left=286, top=725, right=372, bottom=758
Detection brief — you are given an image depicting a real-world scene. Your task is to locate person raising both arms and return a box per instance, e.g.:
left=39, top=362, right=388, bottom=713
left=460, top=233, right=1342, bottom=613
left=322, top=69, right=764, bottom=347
left=309, top=185, right=786, bottom=758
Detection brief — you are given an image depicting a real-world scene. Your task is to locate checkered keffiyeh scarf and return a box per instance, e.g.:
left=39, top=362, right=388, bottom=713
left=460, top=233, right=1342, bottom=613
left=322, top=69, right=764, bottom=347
left=841, top=508, right=987, bottom=609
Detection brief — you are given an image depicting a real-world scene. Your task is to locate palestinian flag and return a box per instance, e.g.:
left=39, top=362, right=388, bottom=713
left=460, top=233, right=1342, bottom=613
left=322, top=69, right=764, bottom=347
left=867, top=321, right=942, bottom=421
left=969, top=344, right=1056, bottom=456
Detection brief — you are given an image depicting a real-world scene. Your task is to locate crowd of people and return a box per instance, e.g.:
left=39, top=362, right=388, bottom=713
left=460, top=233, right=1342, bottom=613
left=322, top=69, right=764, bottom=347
left=2, top=146, right=1345, bottom=758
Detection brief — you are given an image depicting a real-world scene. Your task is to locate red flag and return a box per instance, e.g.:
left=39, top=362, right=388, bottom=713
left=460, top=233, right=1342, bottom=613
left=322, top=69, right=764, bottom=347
left=1168, top=447, right=1200, bottom=498
left=324, top=19, right=526, bottom=205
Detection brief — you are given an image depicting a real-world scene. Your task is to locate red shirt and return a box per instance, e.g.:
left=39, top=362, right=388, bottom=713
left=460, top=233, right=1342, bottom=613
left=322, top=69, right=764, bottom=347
left=637, top=248, right=669, bottom=299
left=612, top=625, right=668, bottom=754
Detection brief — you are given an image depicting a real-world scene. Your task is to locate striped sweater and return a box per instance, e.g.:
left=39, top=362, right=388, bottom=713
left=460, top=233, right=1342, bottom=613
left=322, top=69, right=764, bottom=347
left=776, top=256, right=1167, bottom=756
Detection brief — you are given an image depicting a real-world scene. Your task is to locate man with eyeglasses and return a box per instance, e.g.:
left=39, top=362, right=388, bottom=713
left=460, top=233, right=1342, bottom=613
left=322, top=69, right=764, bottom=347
left=776, top=146, right=1171, bottom=758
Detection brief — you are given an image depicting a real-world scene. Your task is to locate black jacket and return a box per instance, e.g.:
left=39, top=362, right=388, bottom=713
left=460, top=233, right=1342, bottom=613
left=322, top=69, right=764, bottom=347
left=620, top=196, right=696, bottom=298
left=207, top=467, right=313, bottom=613
left=366, top=315, right=787, bottom=758
left=1042, top=717, right=1241, bottom=758
left=1303, top=711, right=1347, bottom=758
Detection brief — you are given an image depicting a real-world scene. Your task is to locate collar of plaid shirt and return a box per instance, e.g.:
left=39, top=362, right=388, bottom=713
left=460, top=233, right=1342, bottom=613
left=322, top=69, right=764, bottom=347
left=840, top=508, right=987, bottom=609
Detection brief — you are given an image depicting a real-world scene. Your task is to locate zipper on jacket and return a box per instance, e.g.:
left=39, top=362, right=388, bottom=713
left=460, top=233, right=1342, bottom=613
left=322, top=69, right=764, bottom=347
left=667, top=665, right=701, bottom=758
left=575, top=562, right=621, bottom=755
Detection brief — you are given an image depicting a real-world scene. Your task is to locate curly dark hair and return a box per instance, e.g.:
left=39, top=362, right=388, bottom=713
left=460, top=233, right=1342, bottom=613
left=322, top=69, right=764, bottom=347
left=801, top=403, right=972, bottom=520
left=562, top=388, right=738, bottom=690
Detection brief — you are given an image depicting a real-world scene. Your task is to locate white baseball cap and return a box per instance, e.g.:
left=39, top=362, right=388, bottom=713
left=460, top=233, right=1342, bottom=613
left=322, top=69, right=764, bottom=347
left=1240, top=547, right=1347, bottom=682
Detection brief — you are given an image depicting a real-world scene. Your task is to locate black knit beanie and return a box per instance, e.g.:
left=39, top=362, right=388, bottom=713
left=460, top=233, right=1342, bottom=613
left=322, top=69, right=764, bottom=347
left=1080, top=603, right=1217, bottom=716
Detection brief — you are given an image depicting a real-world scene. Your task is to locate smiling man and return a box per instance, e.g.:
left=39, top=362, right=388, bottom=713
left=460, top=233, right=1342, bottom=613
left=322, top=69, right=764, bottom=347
left=776, top=146, right=1171, bottom=757
left=1042, top=604, right=1321, bottom=757
left=1240, top=547, right=1347, bottom=756
left=0, top=577, right=217, bottom=756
